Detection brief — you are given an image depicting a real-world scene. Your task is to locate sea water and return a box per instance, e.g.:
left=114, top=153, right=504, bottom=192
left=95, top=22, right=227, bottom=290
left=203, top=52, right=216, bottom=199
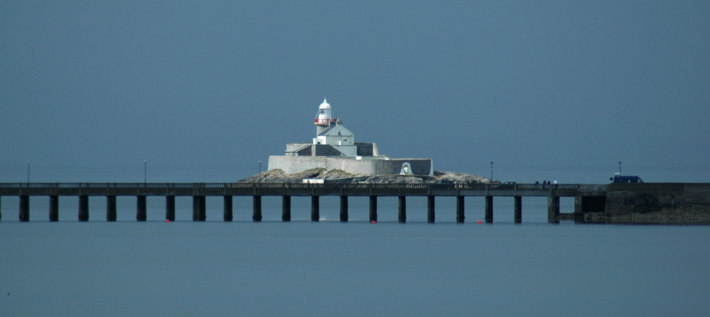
left=1, top=196, right=710, bottom=316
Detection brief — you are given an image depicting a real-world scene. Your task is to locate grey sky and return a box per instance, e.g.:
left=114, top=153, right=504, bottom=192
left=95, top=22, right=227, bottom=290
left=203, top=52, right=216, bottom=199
left=1, top=0, right=708, bottom=183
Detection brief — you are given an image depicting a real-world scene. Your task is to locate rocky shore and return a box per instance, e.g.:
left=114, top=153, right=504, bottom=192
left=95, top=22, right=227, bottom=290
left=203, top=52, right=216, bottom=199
left=237, top=168, right=495, bottom=184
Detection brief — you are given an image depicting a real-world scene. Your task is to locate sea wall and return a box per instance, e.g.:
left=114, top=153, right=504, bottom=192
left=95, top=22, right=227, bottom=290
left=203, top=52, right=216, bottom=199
left=584, top=183, right=710, bottom=224
left=268, top=156, right=432, bottom=176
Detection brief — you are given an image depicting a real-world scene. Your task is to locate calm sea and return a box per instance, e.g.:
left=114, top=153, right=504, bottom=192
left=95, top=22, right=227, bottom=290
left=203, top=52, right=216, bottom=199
left=1, top=195, right=709, bottom=316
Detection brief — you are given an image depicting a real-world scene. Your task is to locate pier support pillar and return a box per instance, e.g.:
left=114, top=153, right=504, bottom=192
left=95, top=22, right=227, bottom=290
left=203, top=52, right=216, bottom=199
left=339, top=195, right=348, bottom=222
left=573, top=195, right=584, bottom=224
left=106, top=195, right=116, bottom=222
left=19, top=195, right=30, bottom=222
left=485, top=196, right=493, bottom=223
left=369, top=196, right=378, bottom=222
left=192, top=196, right=198, bottom=221
left=50, top=195, right=59, bottom=222
left=193, top=196, right=206, bottom=221
left=456, top=196, right=465, bottom=223
left=200, top=196, right=206, bottom=221
left=427, top=195, right=435, bottom=223
left=224, top=196, right=233, bottom=222
left=78, top=195, right=89, bottom=222
left=514, top=196, right=522, bottom=224
left=282, top=195, right=291, bottom=222
left=548, top=195, right=560, bottom=224
left=166, top=196, right=175, bottom=222
left=252, top=195, right=262, bottom=222
left=311, top=196, right=320, bottom=222
left=0, top=196, right=2, bottom=221
left=398, top=196, right=406, bottom=223
left=137, top=196, right=147, bottom=221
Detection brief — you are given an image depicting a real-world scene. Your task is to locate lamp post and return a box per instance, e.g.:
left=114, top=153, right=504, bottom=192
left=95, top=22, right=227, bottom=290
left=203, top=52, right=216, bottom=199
left=144, top=160, right=147, bottom=184
left=618, top=161, right=622, bottom=175
left=258, top=160, right=262, bottom=174
left=490, top=161, right=494, bottom=180
left=26, top=161, right=30, bottom=184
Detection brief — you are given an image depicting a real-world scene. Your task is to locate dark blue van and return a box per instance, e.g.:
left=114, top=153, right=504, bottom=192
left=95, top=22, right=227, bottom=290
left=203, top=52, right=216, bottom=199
left=610, top=174, right=644, bottom=183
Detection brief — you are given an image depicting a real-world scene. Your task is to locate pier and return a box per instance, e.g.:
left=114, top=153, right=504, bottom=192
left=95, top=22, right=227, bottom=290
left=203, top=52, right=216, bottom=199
left=0, top=182, right=610, bottom=223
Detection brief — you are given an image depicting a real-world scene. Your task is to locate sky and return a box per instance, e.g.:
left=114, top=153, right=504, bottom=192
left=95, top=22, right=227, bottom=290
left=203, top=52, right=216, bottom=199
left=1, top=0, right=709, bottom=183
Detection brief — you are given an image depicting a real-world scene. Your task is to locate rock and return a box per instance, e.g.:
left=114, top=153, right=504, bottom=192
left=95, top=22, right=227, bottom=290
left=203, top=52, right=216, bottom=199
left=237, top=169, right=496, bottom=184
left=432, top=171, right=493, bottom=184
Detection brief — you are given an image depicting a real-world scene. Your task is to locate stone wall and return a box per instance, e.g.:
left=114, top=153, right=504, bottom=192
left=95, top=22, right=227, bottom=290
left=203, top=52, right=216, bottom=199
left=585, top=183, right=710, bottom=224
left=268, top=156, right=433, bottom=176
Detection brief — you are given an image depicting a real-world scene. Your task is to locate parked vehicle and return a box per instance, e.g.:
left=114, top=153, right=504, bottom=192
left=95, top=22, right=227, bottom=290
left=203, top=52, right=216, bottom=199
left=610, top=173, right=643, bottom=183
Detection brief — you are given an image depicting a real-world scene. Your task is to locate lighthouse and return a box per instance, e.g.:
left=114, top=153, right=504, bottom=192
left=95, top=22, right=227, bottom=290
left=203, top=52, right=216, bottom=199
left=268, top=97, right=433, bottom=175
left=311, top=98, right=355, bottom=154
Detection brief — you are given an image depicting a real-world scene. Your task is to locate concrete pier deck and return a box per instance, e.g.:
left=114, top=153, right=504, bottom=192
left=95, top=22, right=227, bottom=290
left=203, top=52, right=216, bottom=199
left=1, top=182, right=708, bottom=224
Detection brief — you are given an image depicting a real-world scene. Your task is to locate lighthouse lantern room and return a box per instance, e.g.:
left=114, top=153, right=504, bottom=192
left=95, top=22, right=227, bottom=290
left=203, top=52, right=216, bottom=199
left=314, top=98, right=339, bottom=128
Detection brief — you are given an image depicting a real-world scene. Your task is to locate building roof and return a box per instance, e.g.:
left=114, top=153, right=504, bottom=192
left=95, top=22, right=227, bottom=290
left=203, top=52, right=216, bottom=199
left=317, top=123, right=353, bottom=137
left=318, top=98, right=331, bottom=110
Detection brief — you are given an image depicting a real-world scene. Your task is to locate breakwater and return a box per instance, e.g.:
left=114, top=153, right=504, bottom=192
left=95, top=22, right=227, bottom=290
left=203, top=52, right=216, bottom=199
left=1, top=182, right=708, bottom=224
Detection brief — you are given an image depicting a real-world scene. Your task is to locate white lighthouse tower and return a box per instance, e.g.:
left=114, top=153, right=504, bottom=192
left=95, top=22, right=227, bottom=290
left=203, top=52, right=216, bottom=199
left=314, top=98, right=339, bottom=134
